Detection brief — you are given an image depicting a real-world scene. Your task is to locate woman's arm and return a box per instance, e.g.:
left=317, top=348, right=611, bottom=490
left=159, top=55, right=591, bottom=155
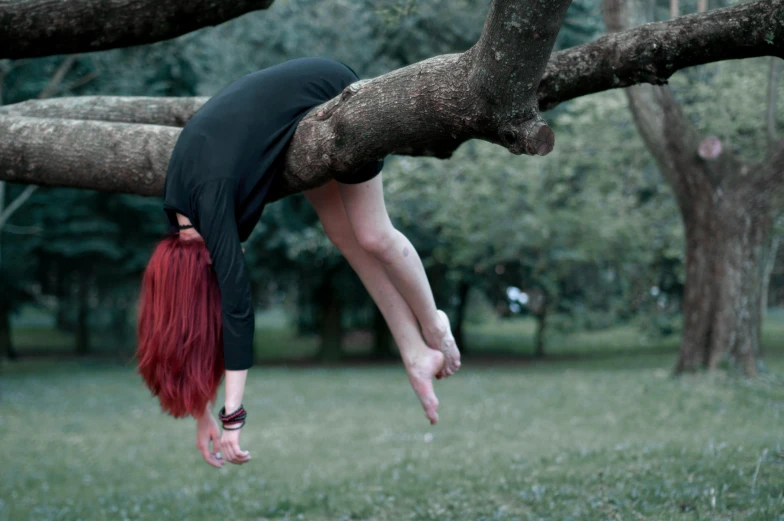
left=220, top=369, right=251, bottom=465
left=192, top=179, right=254, bottom=465
left=224, top=369, right=247, bottom=414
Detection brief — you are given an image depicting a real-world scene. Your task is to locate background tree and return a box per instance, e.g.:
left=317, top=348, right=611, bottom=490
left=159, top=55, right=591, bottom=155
left=603, top=0, right=784, bottom=376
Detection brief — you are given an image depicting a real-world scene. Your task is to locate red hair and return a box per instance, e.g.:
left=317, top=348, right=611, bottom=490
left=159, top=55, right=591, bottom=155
left=136, top=235, right=224, bottom=418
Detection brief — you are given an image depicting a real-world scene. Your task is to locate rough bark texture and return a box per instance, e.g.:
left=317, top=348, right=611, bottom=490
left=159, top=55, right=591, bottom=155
left=0, top=0, right=573, bottom=199
left=604, top=0, right=784, bottom=376
left=0, top=0, right=275, bottom=59
left=540, top=0, right=784, bottom=110
left=0, top=1, right=779, bottom=199
left=0, top=117, right=179, bottom=195
left=0, top=97, right=207, bottom=127
left=5, top=2, right=781, bottom=121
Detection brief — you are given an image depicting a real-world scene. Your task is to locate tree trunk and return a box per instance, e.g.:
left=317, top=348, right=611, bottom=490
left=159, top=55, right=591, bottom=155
left=534, top=312, right=547, bottom=358
left=75, top=275, right=90, bottom=355
left=760, top=231, right=780, bottom=325
left=0, top=304, right=17, bottom=360
left=317, top=273, right=343, bottom=363
left=372, top=306, right=396, bottom=360
left=56, top=297, right=72, bottom=332
left=676, top=187, right=773, bottom=375
left=453, top=280, right=471, bottom=355
left=604, top=0, right=784, bottom=377
left=110, top=302, right=130, bottom=354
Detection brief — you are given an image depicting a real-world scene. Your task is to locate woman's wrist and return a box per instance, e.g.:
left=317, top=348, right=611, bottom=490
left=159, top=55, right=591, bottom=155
left=223, top=403, right=242, bottom=414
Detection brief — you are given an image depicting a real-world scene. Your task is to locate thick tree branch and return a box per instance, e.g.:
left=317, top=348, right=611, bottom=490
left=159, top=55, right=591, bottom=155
left=540, top=0, right=784, bottom=110
left=464, top=0, right=570, bottom=153
left=0, top=0, right=572, bottom=200
left=2, top=0, right=782, bottom=201
left=0, top=96, right=208, bottom=127
left=0, top=0, right=275, bottom=60
left=3, top=1, right=782, bottom=124
left=0, top=117, right=178, bottom=195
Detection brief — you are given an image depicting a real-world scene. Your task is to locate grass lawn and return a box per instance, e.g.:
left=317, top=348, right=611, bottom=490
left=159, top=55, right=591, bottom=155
left=2, top=319, right=784, bottom=520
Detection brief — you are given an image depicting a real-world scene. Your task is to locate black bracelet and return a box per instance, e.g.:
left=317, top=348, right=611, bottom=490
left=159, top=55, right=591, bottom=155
left=219, top=405, right=247, bottom=424
left=222, top=420, right=245, bottom=430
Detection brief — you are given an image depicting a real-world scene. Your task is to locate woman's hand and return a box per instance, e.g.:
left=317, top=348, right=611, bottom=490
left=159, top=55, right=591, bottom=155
left=220, top=426, right=251, bottom=465
left=195, top=412, right=224, bottom=469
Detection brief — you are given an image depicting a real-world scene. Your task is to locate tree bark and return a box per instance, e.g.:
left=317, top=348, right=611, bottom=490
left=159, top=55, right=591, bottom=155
left=3, top=1, right=782, bottom=120
left=0, top=96, right=207, bottom=126
left=761, top=231, right=780, bottom=325
left=605, top=0, right=784, bottom=376
left=0, top=0, right=275, bottom=59
left=537, top=0, right=783, bottom=110
left=1, top=1, right=781, bottom=198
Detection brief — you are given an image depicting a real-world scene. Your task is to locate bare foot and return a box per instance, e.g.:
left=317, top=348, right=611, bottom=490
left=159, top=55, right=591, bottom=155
left=404, top=348, right=445, bottom=425
left=425, top=310, right=461, bottom=379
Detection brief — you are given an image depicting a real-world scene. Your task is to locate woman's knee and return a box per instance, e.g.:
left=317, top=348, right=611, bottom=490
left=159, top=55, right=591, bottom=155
left=354, top=225, right=398, bottom=261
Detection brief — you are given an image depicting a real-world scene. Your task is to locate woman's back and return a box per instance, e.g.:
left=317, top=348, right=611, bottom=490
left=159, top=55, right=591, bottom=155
left=163, top=57, right=360, bottom=241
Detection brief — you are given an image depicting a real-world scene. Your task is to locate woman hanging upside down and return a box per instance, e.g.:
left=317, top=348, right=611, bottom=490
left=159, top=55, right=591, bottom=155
left=136, top=57, right=461, bottom=468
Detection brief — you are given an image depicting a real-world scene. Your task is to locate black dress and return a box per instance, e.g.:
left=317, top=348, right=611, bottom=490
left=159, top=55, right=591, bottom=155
left=163, top=57, right=384, bottom=370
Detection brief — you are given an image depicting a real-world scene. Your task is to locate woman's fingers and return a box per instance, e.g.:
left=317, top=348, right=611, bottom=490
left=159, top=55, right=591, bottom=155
left=210, top=431, right=224, bottom=465
left=224, top=440, right=250, bottom=464
left=197, top=442, right=222, bottom=469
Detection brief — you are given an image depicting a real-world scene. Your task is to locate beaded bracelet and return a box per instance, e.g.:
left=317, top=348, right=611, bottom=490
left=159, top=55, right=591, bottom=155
left=219, top=405, right=247, bottom=429
left=222, top=420, right=246, bottom=431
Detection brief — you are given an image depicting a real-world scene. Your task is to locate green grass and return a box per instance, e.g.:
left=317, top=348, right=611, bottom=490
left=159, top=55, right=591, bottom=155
left=4, top=312, right=784, bottom=520
left=3, top=347, right=784, bottom=520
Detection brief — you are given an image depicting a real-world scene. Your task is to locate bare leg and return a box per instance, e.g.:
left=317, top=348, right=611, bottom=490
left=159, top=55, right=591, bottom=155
left=338, top=174, right=461, bottom=376
left=305, top=181, right=443, bottom=424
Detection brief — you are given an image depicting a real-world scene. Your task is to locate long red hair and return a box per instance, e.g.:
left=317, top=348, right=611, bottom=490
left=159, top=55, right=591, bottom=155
left=136, top=235, right=224, bottom=418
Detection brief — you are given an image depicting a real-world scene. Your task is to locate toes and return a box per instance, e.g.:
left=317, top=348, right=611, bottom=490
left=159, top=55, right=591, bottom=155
left=423, top=395, right=439, bottom=424
left=412, top=375, right=440, bottom=424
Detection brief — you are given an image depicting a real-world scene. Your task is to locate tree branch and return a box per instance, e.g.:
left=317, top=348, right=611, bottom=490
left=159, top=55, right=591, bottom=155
left=0, top=184, right=37, bottom=230
left=539, top=0, right=784, bottom=110
left=37, top=56, right=79, bottom=100
left=600, top=0, right=745, bottom=212
left=0, top=117, right=178, bottom=196
left=0, top=0, right=275, bottom=59
left=3, top=1, right=781, bottom=121
left=1, top=0, right=781, bottom=202
left=0, top=96, right=208, bottom=126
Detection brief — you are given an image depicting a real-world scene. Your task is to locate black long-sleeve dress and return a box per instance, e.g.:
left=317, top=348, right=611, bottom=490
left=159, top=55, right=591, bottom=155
left=162, top=57, right=384, bottom=370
